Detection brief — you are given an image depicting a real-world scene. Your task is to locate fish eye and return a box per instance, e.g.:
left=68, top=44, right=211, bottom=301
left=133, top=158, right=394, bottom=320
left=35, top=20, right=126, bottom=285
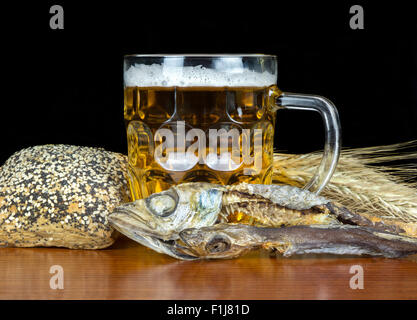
left=145, top=189, right=178, bottom=217
left=205, top=235, right=231, bottom=253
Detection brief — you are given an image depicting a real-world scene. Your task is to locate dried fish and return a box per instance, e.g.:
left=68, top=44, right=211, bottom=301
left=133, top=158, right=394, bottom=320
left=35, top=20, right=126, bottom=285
left=178, top=223, right=417, bottom=259
left=223, top=183, right=417, bottom=237
left=108, top=182, right=335, bottom=247
left=108, top=182, right=417, bottom=259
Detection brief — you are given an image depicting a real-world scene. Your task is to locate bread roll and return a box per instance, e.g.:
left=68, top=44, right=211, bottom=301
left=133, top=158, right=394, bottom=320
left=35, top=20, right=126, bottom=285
left=0, top=145, right=130, bottom=249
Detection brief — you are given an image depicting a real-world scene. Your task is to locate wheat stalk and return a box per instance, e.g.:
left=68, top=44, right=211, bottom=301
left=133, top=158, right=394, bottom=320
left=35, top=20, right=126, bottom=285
left=272, top=141, right=417, bottom=223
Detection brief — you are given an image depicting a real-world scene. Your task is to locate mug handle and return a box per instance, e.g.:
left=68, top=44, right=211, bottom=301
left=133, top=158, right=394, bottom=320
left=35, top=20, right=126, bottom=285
left=275, top=92, right=341, bottom=194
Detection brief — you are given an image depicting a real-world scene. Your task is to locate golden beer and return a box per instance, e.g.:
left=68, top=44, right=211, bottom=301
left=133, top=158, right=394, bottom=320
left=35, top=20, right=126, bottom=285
left=124, top=85, right=278, bottom=199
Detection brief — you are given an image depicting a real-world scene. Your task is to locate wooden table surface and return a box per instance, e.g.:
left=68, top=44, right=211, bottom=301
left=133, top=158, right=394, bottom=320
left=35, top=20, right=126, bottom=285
left=1, top=235, right=416, bottom=300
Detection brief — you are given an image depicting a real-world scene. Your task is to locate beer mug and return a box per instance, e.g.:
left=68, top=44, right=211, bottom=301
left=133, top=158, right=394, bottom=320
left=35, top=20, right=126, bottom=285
left=124, top=54, right=340, bottom=200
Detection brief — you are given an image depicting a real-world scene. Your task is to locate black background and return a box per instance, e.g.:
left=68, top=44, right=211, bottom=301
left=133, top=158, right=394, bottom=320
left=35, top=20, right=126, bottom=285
left=1, top=1, right=416, bottom=165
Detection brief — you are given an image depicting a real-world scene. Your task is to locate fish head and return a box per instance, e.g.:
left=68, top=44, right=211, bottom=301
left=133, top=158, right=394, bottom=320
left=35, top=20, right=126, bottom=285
left=178, top=224, right=259, bottom=259
left=108, top=183, right=224, bottom=241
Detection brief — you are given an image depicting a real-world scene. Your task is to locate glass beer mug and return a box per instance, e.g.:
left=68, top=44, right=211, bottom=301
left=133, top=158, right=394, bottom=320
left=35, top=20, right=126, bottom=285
left=124, top=54, right=340, bottom=200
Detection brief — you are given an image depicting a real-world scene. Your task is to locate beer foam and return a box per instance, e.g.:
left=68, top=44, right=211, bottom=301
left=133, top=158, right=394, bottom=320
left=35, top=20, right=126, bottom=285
left=124, top=64, right=276, bottom=87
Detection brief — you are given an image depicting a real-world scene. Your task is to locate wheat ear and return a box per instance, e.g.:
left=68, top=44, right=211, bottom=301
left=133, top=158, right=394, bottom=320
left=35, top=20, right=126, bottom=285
left=272, top=141, right=417, bottom=223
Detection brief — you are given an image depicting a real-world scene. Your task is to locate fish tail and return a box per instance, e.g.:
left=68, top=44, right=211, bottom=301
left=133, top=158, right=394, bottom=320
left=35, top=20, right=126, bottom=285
left=325, top=202, right=412, bottom=236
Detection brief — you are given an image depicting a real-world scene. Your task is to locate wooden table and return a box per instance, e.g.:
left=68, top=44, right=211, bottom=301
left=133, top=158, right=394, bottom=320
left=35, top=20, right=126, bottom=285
left=1, top=235, right=416, bottom=300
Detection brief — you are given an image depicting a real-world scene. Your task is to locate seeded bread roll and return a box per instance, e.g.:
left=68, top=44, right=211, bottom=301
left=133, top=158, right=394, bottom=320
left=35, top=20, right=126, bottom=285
left=0, top=145, right=130, bottom=249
